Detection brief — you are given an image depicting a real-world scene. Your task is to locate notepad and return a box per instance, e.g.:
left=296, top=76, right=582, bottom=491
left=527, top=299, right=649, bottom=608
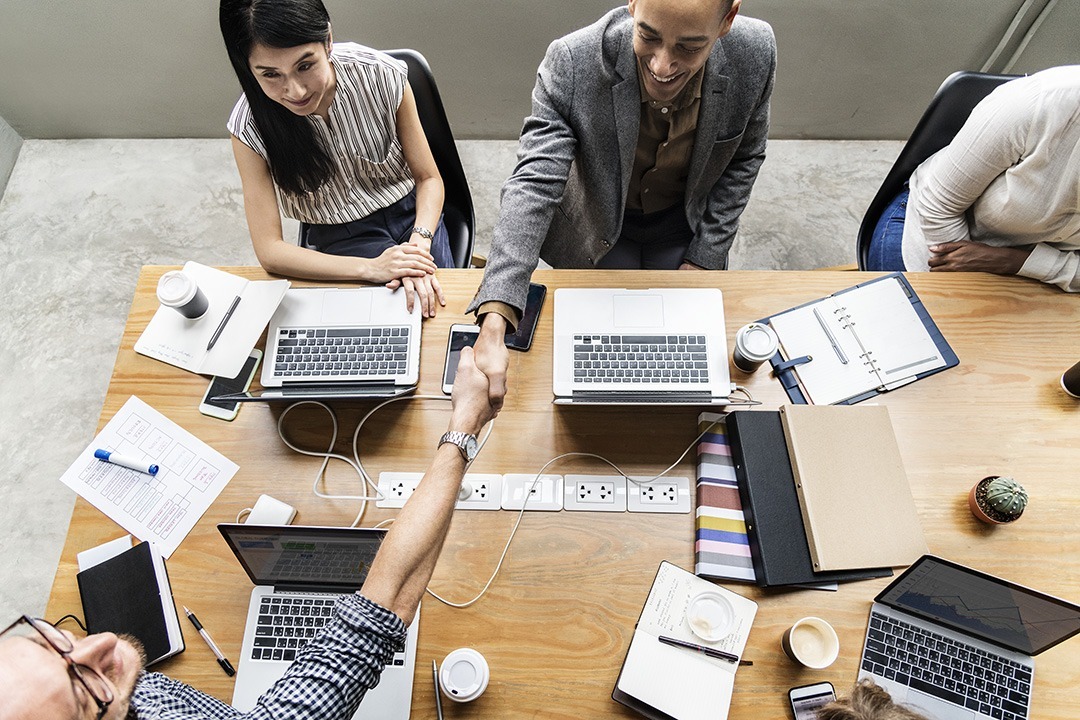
left=613, top=561, right=756, bottom=720
left=77, top=540, right=184, bottom=665
left=693, top=413, right=755, bottom=583
left=767, top=274, right=956, bottom=405
left=780, top=404, right=927, bottom=572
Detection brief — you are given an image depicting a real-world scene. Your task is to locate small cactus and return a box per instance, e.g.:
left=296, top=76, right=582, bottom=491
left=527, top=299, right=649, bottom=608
left=984, top=477, right=1028, bottom=516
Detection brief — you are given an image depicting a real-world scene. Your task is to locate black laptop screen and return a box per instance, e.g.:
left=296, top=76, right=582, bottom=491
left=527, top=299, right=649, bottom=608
left=879, top=556, right=1080, bottom=655
left=219, top=524, right=386, bottom=590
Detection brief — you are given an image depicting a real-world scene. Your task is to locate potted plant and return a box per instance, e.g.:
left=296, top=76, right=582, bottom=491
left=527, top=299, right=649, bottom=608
left=969, top=476, right=1028, bottom=524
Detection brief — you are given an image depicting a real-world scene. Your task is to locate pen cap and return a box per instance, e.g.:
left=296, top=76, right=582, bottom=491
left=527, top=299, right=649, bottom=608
left=157, top=271, right=209, bottom=319
left=439, top=648, right=489, bottom=702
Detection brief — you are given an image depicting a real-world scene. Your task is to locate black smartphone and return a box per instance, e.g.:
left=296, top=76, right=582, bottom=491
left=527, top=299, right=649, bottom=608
left=504, top=282, right=547, bottom=351
left=443, top=324, right=481, bottom=394
left=200, top=350, right=262, bottom=421
left=789, top=682, right=836, bottom=720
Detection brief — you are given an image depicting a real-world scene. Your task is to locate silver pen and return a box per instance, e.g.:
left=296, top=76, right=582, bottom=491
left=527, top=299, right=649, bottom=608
left=433, top=660, right=445, bottom=720
left=814, top=306, right=848, bottom=364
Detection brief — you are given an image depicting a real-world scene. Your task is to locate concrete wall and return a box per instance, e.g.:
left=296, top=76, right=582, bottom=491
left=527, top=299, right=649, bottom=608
left=0, top=114, right=23, bottom=198
left=0, top=0, right=1075, bottom=141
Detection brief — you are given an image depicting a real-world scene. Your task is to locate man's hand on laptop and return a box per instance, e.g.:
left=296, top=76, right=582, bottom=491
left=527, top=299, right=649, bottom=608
left=450, top=346, right=495, bottom=434
left=474, top=313, right=509, bottom=413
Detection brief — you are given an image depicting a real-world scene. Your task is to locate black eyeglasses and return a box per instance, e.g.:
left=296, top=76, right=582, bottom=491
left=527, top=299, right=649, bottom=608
left=0, top=615, right=114, bottom=719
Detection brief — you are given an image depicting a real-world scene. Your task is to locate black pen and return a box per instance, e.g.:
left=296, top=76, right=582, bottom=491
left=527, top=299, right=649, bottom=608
left=658, top=634, right=740, bottom=663
left=183, top=606, right=236, bottom=676
left=206, top=295, right=241, bottom=351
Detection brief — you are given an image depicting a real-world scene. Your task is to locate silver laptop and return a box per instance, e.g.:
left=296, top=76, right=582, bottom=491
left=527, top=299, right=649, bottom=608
left=859, top=555, right=1080, bottom=720
left=223, top=287, right=421, bottom=402
left=552, top=288, right=732, bottom=405
left=218, top=524, right=419, bottom=720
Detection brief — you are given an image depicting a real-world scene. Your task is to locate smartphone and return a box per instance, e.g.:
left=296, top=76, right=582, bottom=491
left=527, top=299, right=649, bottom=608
left=199, top=350, right=262, bottom=421
left=789, top=682, right=836, bottom=720
left=504, top=282, right=547, bottom=352
left=443, top=324, right=480, bottom=394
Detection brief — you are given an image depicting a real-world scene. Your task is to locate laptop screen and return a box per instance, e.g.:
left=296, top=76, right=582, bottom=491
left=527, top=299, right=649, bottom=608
left=219, top=524, right=386, bottom=590
left=879, top=555, right=1080, bottom=655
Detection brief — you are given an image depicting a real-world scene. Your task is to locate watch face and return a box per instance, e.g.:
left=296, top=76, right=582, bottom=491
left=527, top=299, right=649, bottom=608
left=465, top=435, right=479, bottom=460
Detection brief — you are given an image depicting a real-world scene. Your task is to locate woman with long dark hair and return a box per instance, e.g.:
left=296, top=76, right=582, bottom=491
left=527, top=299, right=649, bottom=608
left=221, top=0, right=450, bottom=316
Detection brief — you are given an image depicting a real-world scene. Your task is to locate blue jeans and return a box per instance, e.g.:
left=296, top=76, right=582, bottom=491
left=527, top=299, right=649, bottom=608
left=866, top=189, right=908, bottom=272
left=300, top=190, right=453, bottom=268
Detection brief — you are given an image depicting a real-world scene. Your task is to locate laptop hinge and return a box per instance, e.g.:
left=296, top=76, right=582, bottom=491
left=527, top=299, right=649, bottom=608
left=274, top=584, right=360, bottom=595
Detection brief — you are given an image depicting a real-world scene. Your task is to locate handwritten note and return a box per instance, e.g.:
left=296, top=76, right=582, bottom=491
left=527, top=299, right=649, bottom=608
left=59, top=396, right=238, bottom=557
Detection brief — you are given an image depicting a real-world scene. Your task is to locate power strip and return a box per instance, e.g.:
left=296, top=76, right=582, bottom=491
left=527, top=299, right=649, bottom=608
left=375, top=472, right=691, bottom=514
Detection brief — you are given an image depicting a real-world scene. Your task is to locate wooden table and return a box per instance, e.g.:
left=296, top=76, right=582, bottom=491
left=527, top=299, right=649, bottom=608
left=46, top=268, right=1080, bottom=718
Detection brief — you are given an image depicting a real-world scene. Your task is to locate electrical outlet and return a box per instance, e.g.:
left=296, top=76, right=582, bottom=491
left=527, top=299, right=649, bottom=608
left=502, top=474, right=564, bottom=511
left=626, top=476, right=692, bottom=514
left=455, top=473, right=503, bottom=511
left=563, top=474, right=627, bottom=512
left=375, top=472, right=424, bottom=509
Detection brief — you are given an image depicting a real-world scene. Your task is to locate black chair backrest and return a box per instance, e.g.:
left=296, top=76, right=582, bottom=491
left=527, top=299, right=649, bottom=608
left=386, top=49, right=476, bottom=269
left=856, top=71, right=1019, bottom=269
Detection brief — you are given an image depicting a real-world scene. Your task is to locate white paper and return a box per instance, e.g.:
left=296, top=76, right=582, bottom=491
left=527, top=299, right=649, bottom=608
left=76, top=535, right=133, bottom=572
left=59, top=396, right=238, bottom=557
left=134, top=262, right=289, bottom=377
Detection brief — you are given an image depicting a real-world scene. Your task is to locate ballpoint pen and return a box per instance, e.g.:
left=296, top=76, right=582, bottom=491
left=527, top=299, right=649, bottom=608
left=432, top=660, right=445, bottom=720
left=813, top=306, right=848, bottom=364
left=206, top=295, right=242, bottom=352
left=183, top=606, right=236, bottom=676
left=658, top=635, right=740, bottom=663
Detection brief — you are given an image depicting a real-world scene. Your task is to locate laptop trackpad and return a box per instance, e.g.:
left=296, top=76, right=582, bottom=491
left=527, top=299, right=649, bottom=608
left=905, top=690, right=975, bottom=720
left=613, top=294, right=663, bottom=328
left=322, top=290, right=372, bottom=324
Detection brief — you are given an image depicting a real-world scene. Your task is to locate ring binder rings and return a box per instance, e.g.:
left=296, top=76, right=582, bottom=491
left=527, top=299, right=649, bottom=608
left=761, top=273, right=958, bottom=405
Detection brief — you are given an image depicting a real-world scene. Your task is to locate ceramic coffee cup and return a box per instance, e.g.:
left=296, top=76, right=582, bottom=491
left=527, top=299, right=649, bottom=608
left=781, top=616, right=839, bottom=669
left=732, top=323, right=779, bottom=373
left=439, top=648, right=490, bottom=702
left=1061, top=360, right=1080, bottom=398
left=156, top=270, right=209, bottom=319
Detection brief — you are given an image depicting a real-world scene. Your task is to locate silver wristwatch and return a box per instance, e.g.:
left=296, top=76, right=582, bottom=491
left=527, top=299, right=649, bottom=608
left=439, top=431, right=478, bottom=461
left=412, top=225, right=434, bottom=240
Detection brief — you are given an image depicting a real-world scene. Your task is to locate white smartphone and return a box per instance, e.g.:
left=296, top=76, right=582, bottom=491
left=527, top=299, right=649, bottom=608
left=789, top=682, right=836, bottom=720
left=199, top=350, right=262, bottom=421
left=443, top=324, right=480, bottom=394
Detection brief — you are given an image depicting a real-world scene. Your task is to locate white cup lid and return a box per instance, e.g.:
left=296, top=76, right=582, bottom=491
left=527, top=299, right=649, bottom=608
left=735, top=323, right=779, bottom=362
left=440, top=648, right=489, bottom=702
left=157, top=271, right=197, bottom=306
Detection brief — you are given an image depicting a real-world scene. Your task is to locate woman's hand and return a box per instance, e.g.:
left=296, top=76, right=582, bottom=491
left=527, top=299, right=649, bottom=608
left=928, top=241, right=1031, bottom=275
left=387, top=272, right=446, bottom=318
left=363, top=244, right=437, bottom=284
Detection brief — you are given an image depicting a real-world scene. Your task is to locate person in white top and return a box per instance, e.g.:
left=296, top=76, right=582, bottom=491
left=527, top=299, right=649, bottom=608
left=867, top=66, right=1080, bottom=292
left=220, top=0, right=450, bottom=316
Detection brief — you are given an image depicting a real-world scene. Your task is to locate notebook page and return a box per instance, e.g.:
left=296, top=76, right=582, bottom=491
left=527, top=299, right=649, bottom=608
left=769, top=298, right=879, bottom=405
left=841, top=276, right=946, bottom=382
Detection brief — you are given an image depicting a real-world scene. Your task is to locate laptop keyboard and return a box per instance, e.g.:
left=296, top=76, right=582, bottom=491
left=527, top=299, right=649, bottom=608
left=572, top=335, right=709, bottom=384
left=273, top=327, right=411, bottom=380
left=862, top=610, right=1031, bottom=719
left=252, top=595, right=406, bottom=667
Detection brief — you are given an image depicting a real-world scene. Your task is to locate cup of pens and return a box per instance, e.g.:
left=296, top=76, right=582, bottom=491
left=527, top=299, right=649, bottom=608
left=157, top=271, right=209, bottom=319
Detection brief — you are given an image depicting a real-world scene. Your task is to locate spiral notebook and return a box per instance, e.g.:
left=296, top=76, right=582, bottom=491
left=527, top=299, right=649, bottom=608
left=765, top=273, right=957, bottom=405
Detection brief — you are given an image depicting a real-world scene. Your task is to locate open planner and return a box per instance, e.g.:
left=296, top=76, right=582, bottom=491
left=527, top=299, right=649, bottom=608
left=764, top=273, right=958, bottom=405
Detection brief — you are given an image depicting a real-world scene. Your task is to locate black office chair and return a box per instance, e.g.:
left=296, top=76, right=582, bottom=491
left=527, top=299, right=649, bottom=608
left=855, top=71, right=1019, bottom=270
left=299, top=49, right=477, bottom=269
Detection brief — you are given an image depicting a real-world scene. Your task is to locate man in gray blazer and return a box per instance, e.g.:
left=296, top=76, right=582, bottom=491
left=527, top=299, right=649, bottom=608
left=467, top=0, right=776, bottom=409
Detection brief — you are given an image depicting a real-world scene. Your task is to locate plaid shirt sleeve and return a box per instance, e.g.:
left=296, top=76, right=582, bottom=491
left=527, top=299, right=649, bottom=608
left=131, top=593, right=408, bottom=719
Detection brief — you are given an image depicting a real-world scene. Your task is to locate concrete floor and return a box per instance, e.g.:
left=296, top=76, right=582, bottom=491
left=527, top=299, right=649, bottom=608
left=0, top=138, right=902, bottom=621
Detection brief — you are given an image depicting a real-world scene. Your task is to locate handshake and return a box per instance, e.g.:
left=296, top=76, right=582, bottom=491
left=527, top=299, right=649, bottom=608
left=448, top=314, right=512, bottom=432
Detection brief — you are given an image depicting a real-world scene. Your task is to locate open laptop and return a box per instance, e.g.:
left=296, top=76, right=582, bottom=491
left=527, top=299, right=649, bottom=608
left=218, top=524, right=419, bottom=720
left=859, top=555, right=1080, bottom=720
left=552, top=288, right=732, bottom=405
left=222, top=287, right=421, bottom=402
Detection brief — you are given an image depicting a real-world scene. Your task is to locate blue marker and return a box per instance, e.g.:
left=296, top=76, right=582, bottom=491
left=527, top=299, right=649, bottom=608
left=94, top=449, right=159, bottom=476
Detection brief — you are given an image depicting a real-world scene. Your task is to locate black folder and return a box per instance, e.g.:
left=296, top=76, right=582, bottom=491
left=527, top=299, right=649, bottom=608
left=726, top=411, right=893, bottom=587
left=77, top=541, right=184, bottom=665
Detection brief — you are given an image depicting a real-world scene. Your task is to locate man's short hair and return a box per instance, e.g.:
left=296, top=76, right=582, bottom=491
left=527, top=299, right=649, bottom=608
left=816, top=680, right=930, bottom=720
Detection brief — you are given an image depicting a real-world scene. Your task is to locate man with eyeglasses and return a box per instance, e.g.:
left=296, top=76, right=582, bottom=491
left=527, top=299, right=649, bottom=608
left=0, top=347, right=494, bottom=720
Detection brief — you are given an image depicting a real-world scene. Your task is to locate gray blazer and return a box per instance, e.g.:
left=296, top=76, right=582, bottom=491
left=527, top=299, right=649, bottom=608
left=469, top=7, right=776, bottom=315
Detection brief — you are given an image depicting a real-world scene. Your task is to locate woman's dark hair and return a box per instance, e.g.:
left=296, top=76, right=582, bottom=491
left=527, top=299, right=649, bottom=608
left=220, top=0, right=336, bottom=196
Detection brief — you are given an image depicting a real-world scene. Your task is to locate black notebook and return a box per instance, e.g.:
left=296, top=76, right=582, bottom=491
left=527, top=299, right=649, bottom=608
left=77, top=541, right=184, bottom=665
left=726, top=411, right=892, bottom=588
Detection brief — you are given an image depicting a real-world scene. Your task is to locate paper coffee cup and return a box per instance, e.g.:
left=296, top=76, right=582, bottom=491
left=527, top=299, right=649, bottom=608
left=439, top=648, right=489, bottom=703
left=781, top=616, right=839, bottom=669
left=157, top=270, right=209, bottom=319
left=1061, top=360, right=1080, bottom=398
left=732, top=323, right=778, bottom=373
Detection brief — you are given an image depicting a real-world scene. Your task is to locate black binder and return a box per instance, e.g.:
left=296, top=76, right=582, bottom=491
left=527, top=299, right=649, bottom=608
left=77, top=541, right=184, bottom=665
left=726, top=411, right=892, bottom=587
